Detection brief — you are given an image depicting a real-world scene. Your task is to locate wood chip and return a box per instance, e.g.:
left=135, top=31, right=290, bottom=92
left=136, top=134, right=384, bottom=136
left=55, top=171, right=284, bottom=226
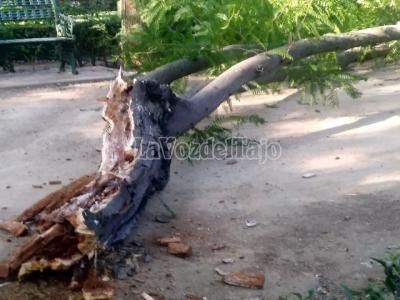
left=156, top=236, right=181, bottom=246
left=0, top=264, right=9, bottom=279
left=211, top=244, right=226, bottom=251
left=0, top=221, right=27, bottom=237
left=167, top=242, right=192, bottom=257
left=141, top=292, right=165, bottom=300
left=222, top=271, right=265, bottom=289
left=185, top=294, right=204, bottom=300
left=82, top=270, right=115, bottom=300
left=141, top=293, right=155, bottom=300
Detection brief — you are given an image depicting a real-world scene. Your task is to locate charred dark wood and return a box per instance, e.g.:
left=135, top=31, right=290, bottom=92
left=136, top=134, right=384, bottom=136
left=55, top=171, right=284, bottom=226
left=83, top=79, right=179, bottom=245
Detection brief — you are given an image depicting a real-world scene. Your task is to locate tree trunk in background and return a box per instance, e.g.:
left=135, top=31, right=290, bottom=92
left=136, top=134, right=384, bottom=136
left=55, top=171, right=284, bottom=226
left=120, top=0, right=137, bottom=30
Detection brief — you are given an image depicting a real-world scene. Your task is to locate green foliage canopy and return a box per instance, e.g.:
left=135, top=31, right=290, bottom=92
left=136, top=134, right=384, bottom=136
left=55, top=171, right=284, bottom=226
left=122, top=0, right=400, bottom=71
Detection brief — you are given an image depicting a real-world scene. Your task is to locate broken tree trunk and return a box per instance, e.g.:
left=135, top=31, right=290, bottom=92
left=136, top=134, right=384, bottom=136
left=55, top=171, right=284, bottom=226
left=0, top=78, right=179, bottom=280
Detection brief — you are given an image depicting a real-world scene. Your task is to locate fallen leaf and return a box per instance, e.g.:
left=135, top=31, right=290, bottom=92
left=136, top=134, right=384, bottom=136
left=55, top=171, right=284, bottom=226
left=156, top=236, right=181, bottom=246
left=222, top=271, right=265, bottom=289
left=167, top=242, right=192, bottom=257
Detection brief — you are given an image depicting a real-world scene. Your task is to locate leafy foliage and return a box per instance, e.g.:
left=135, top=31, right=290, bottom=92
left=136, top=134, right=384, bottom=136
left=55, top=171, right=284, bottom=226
left=286, top=53, right=366, bottom=105
left=178, top=114, right=264, bottom=160
left=122, top=0, right=400, bottom=71
left=279, top=251, right=400, bottom=300
left=121, top=0, right=400, bottom=103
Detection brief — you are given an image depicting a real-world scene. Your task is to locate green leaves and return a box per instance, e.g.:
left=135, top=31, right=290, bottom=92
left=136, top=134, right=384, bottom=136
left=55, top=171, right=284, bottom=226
left=123, top=0, right=400, bottom=72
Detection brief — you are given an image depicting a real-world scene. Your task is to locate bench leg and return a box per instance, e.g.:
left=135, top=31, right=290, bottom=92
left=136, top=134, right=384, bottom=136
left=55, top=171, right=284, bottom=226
left=59, top=43, right=67, bottom=73
left=70, top=50, right=78, bottom=75
left=59, top=42, right=78, bottom=74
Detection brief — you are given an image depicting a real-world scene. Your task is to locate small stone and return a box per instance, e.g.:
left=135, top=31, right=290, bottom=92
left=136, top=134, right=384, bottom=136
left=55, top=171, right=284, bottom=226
left=154, top=214, right=172, bottom=224
left=32, top=184, right=43, bottom=189
left=5, top=185, right=11, bottom=189
left=222, top=258, right=235, bottom=264
left=211, top=244, right=226, bottom=251
left=302, top=172, right=317, bottom=179
left=246, top=220, right=258, bottom=228
left=49, top=180, right=62, bottom=185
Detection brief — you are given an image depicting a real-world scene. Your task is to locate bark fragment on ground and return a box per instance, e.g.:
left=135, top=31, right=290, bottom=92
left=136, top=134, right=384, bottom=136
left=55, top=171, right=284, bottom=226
left=222, top=271, right=265, bottom=289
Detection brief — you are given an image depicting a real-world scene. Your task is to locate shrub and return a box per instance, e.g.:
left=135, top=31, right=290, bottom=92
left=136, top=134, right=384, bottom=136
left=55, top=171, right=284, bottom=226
left=0, top=12, right=121, bottom=70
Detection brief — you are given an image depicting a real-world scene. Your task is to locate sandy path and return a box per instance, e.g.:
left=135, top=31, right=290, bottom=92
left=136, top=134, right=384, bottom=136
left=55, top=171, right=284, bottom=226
left=0, top=66, right=400, bottom=299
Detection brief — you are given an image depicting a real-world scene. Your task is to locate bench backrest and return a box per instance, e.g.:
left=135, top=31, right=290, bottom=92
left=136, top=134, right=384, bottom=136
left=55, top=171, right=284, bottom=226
left=0, top=0, right=73, bottom=38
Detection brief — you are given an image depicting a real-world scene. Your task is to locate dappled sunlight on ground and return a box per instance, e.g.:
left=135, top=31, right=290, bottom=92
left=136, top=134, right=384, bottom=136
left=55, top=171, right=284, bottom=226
left=332, top=114, right=400, bottom=136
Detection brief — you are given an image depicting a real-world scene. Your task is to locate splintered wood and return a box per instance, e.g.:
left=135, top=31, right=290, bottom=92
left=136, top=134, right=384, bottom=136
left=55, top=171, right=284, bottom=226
left=222, top=271, right=265, bottom=289
left=0, top=69, right=136, bottom=289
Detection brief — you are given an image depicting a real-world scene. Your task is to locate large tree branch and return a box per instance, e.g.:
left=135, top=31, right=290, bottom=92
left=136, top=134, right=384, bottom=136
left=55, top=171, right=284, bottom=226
left=336, top=43, right=390, bottom=69
left=166, top=24, right=400, bottom=136
left=143, top=44, right=264, bottom=84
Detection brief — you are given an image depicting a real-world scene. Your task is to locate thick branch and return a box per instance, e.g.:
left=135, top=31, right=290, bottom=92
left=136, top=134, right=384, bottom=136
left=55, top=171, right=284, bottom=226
left=336, top=44, right=390, bottom=69
left=143, top=44, right=264, bottom=84
left=166, top=24, right=400, bottom=136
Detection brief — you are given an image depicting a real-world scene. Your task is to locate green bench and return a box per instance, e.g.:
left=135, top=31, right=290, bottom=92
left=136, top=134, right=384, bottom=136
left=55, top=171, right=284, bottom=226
left=0, top=0, right=78, bottom=74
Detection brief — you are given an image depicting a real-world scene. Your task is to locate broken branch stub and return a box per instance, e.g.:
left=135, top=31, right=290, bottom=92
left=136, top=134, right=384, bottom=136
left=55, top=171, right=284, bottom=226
left=83, top=79, right=179, bottom=245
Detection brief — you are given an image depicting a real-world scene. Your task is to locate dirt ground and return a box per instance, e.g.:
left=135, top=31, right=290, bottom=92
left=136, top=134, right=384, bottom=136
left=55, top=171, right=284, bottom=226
left=0, top=66, right=400, bottom=299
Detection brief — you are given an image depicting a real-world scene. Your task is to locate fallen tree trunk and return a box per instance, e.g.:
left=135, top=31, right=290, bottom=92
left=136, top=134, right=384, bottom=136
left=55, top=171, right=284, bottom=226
left=0, top=78, right=179, bottom=281
left=1, top=23, right=400, bottom=287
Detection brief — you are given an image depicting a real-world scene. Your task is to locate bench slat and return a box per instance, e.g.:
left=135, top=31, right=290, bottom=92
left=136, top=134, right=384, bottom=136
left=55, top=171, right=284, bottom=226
left=0, top=8, right=53, bottom=21
left=0, top=0, right=51, bottom=6
left=0, top=37, right=72, bottom=44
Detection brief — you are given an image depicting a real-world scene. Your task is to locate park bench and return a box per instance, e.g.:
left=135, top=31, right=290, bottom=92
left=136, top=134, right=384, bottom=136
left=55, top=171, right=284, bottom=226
left=0, top=0, right=77, bottom=74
